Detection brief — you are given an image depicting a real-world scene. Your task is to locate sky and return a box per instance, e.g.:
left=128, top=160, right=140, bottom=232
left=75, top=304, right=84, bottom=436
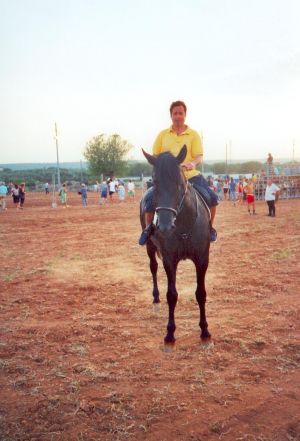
left=0, top=0, right=300, bottom=163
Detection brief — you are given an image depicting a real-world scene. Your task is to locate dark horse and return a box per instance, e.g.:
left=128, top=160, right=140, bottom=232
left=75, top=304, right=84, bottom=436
left=140, top=146, right=211, bottom=343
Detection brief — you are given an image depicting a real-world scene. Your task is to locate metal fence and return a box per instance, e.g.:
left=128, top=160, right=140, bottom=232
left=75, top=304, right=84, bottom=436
left=254, top=175, right=300, bottom=201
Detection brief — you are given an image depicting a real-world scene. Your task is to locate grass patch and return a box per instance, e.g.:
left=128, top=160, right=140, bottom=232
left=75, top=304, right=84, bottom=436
left=271, top=248, right=292, bottom=260
left=68, top=343, right=87, bottom=356
left=2, top=273, right=16, bottom=282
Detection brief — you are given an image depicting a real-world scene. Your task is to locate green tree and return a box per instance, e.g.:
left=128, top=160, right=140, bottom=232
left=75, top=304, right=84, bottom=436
left=126, top=161, right=153, bottom=177
left=84, top=133, right=132, bottom=177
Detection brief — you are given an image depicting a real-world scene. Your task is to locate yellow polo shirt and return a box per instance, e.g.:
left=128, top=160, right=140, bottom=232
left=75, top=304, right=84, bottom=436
left=152, top=126, right=203, bottom=179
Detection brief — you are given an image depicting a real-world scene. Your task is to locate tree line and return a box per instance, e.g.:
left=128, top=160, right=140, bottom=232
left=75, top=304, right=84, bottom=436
left=2, top=132, right=297, bottom=186
left=0, top=161, right=269, bottom=187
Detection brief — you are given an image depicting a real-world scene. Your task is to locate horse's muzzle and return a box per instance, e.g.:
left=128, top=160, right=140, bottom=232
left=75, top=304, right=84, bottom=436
left=157, top=222, right=176, bottom=233
left=155, top=206, right=177, bottom=233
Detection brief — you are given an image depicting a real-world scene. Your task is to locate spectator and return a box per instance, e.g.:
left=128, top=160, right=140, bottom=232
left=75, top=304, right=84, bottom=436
left=127, top=180, right=135, bottom=201
left=108, top=178, right=117, bottom=202
left=18, top=183, right=26, bottom=209
left=242, top=178, right=248, bottom=204
left=223, top=179, right=229, bottom=200
left=12, top=184, right=20, bottom=208
left=146, top=178, right=153, bottom=189
left=252, top=173, right=257, bottom=183
left=44, top=182, right=49, bottom=194
left=99, top=180, right=108, bottom=206
left=267, top=153, right=274, bottom=177
left=59, top=183, right=68, bottom=208
left=118, top=182, right=125, bottom=202
left=237, top=179, right=244, bottom=204
left=213, top=178, right=218, bottom=193
left=80, top=183, right=88, bottom=207
left=244, top=178, right=256, bottom=215
left=216, top=179, right=223, bottom=201
left=267, top=153, right=273, bottom=165
left=7, top=183, right=13, bottom=195
left=229, top=177, right=237, bottom=206
left=207, top=176, right=214, bottom=191
left=0, top=181, right=8, bottom=211
left=265, top=178, right=280, bottom=217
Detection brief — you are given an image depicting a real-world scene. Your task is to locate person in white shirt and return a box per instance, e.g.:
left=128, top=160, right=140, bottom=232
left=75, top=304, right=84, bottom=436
left=108, top=179, right=117, bottom=202
left=265, top=178, right=280, bottom=217
left=127, top=180, right=135, bottom=201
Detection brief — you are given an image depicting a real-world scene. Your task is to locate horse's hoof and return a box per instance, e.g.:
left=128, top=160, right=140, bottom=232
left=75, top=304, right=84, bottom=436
left=164, top=335, right=176, bottom=345
left=161, top=343, right=175, bottom=352
left=153, top=298, right=160, bottom=304
left=201, top=331, right=211, bottom=341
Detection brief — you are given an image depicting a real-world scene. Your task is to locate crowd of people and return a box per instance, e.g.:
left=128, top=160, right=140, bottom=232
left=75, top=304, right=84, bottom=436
left=206, top=175, right=280, bottom=216
left=0, top=174, right=284, bottom=219
left=0, top=182, right=26, bottom=211
left=95, top=177, right=135, bottom=206
left=48, top=177, right=136, bottom=208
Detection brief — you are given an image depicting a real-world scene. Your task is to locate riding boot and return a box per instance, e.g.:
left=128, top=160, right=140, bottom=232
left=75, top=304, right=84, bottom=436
left=138, top=223, right=154, bottom=246
left=210, top=226, right=217, bottom=242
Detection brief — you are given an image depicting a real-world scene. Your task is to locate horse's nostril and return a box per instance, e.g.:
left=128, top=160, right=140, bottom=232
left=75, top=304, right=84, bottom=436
left=158, top=224, right=169, bottom=233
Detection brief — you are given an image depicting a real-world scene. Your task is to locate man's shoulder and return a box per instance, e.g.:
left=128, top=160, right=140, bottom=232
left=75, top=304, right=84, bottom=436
left=157, top=128, right=171, bottom=137
left=186, top=126, right=200, bottom=136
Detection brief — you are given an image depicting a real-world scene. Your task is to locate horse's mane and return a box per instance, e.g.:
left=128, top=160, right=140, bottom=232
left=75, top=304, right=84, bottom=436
left=155, top=152, right=184, bottom=188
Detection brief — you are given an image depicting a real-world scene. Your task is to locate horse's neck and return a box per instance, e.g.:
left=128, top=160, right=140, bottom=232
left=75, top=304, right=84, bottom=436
left=176, top=184, right=197, bottom=227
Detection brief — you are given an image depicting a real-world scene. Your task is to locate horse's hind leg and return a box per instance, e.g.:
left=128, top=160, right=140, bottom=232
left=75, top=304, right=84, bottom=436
left=146, top=242, right=160, bottom=303
left=194, top=260, right=211, bottom=340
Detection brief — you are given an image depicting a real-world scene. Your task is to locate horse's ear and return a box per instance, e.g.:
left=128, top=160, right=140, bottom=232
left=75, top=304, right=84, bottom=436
left=142, top=148, right=156, bottom=166
left=176, top=145, right=187, bottom=164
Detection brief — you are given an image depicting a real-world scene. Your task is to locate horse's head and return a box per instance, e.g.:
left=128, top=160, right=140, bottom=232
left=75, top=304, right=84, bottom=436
left=143, top=145, right=187, bottom=233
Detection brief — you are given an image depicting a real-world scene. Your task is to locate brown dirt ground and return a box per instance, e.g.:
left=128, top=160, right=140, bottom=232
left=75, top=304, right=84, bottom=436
left=0, top=191, right=299, bottom=441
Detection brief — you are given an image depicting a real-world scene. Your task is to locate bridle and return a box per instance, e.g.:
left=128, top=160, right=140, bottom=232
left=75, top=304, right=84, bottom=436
left=155, top=180, right=188, bottom=220
left=154, top=182, right=207, bottom=240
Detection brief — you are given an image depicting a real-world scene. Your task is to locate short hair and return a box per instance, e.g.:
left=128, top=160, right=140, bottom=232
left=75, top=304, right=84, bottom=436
left=170, top=100, right=187, bottom=115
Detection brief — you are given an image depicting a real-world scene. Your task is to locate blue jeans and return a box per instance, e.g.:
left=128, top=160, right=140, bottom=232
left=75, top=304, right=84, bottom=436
left=230, top=191, right=236, bottom=202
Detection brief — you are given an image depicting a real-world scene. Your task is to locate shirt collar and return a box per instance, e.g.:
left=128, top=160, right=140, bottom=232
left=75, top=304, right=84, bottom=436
left=169, top=125, right=190, bottom=135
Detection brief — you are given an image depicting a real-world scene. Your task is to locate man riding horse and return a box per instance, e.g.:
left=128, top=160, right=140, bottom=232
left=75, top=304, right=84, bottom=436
left=139, top=100, right=218, bottom=245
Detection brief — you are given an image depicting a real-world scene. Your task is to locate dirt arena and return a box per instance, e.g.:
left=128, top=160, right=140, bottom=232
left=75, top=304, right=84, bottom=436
left=1, top=191, right=299, bottom=441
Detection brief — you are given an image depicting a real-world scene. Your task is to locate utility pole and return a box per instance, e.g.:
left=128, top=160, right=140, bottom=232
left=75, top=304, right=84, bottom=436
left=80, top=159, right=83, bottom=183
left=54, top=123, right=61, bottom=188
left=292, top=139, right=295, bottom=163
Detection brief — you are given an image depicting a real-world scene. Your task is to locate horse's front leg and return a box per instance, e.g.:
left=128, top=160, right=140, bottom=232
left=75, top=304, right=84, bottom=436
left=146, top=241, right=160, bottom=303
left=163, top=259, right=178, bottom=343
left=194, top=259, right=211, bottom=340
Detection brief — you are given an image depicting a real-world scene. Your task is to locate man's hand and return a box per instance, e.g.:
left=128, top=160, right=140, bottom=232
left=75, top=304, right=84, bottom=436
left=182, top=162, right=195, bottom=171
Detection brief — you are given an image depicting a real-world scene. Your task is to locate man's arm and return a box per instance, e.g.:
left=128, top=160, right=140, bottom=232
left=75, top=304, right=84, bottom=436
left=182, top=154, right=203, bottom=170
left=152, top=131, right=163, bottom=156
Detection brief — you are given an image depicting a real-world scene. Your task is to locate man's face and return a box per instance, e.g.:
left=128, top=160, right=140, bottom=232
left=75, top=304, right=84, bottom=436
left=171, top=105, right=186, bottom=126
left=267, top=179, right=272, bottom=186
